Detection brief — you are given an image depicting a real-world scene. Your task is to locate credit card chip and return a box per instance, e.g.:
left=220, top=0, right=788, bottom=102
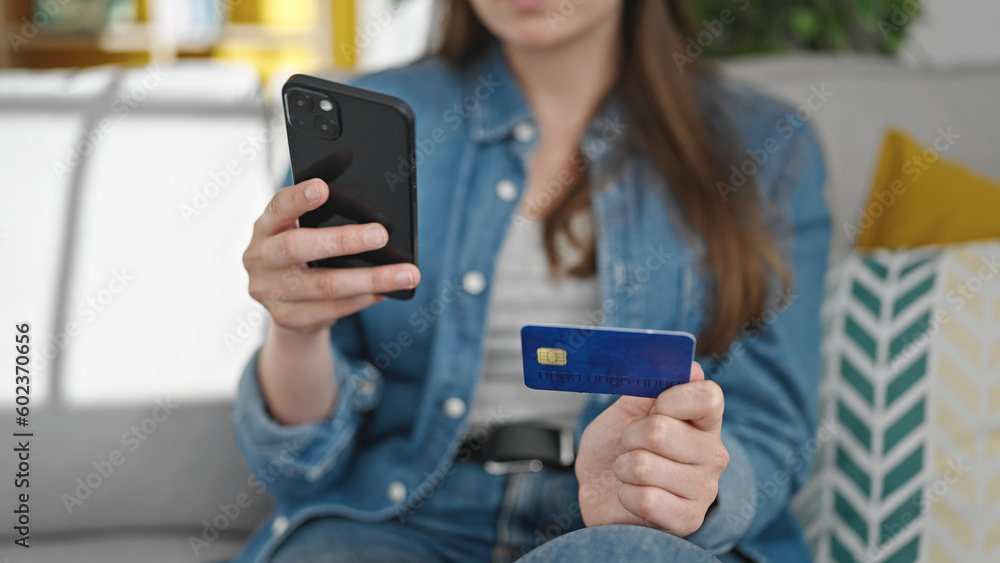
left=536, top=347, right=567, bottom=366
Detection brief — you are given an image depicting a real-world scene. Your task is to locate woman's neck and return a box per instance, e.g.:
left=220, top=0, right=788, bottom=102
left=502, top=20, right=621, bottom=134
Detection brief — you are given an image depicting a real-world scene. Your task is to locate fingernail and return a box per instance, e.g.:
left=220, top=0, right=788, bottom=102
left=395, top=269, right=413, bottom=288
left=305, top=182, right=320, bottom=202
left=365, top=226, right=387, bottom=247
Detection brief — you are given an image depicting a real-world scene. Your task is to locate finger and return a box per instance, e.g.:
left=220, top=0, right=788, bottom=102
left=605, top=364, right=705, bottom=420
left=269, top=294, right=386, bottom=331
left=613, top=449, right=710, bottom=501
left=263, top=223, right=389, bottom=268
left=251, top=263, right=419, bottom=304
left=620, top=413, right=713, bottom=465
left=287, top=263, right=420, bottom=301
left=652, top=379, right=724, bottom=432
left=610, top=396, right=657, bottom=419
left=255, top=179, right=328, bottom=236
left=617, top=484, right=705, bottom=537
left=689, top=361, right=705, bottom=382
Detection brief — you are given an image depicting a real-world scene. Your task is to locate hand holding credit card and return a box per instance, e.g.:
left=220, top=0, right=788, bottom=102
left=521, top=324, right=696, bottom=398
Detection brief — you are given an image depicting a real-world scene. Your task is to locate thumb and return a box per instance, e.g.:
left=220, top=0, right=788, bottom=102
left=603, top=363, right=704, bottom=423
left=609, top=396, right=657, bottom=422
left=258, top=178, right=329, bottom=236
left=689, top=361, right=705, bottom=382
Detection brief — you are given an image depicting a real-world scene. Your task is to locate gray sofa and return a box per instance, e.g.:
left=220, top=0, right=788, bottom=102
left=1, top=55, right=998, bottom=562
left=0, top=63, right=276, bottom=563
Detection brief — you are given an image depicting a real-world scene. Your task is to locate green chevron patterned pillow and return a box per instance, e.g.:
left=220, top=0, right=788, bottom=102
left=792, top=241, right=1000, bottom=563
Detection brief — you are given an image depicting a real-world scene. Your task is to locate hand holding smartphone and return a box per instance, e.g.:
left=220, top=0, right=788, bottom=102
left=240, top=76, right=420, bottom=424
left=240, top=75, right=420, bottom=337
left=282, top=74, right=419, bottom=300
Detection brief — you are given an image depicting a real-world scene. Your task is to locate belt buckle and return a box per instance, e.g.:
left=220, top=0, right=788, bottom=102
left=482, top=427, right=576, bottom=475
left=483, top=459, right=543, bottom=475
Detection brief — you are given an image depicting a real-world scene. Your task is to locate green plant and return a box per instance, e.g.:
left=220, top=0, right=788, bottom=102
left=685, top=0, right=922, bottom=56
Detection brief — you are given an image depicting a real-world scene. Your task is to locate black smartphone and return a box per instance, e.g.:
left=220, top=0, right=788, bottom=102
left=282, top=74, right=418, bottom=300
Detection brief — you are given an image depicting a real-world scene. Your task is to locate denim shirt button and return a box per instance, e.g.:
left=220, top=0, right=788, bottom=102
left=443, top=397, right=467, bottom=419
left=271, top=515, right=289, bottom=536
left=614, top=262, right=626, bottom=287
left=513, top=121, right=535, bottom=143
left=356, top=379, right=375, bottom=398
left=387, top=481, right=407, bottom=503
left=462, top=271, right=487, bottom=295
left=495, top=179, right=518, bottom=202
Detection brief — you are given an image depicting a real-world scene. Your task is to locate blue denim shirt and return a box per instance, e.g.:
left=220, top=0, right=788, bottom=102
left=232, top=46, right=831, bottom=563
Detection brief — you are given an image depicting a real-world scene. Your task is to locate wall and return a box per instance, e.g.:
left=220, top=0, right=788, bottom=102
left=901, top=0, right=1000, bottom=66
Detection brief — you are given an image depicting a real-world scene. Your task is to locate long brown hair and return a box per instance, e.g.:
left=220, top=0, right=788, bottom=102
left=433, top=0, right=790, bottom=355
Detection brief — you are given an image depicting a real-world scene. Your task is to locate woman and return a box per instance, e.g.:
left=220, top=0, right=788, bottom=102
left=233, top=0, right=831, bottom=559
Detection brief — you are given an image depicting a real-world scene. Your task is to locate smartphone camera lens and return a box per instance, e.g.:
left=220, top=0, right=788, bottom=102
left=286, top=86, right=342, bottom=141
left=313, top=116, right=340, bottom=138
left=288, top=92, right=313, bottom=112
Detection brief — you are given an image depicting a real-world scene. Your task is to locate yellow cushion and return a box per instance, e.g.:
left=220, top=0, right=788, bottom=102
left=853, top=128, right=1000, bottom=249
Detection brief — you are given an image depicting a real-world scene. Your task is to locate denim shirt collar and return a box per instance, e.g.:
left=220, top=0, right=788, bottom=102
left=462, top=43, right=534, bottom=144
left=462, top=42, right=628, bottom=162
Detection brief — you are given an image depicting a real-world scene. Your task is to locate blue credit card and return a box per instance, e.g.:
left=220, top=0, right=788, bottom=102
left=521, top=324, right=696, bottom=398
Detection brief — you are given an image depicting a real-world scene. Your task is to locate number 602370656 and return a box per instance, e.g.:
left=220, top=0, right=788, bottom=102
left=14, top=323, right=30, bottom=418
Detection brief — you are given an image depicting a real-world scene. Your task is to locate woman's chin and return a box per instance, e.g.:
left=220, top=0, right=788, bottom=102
left=503, top=0, right=552, bottom=11
left=497, top=23, right=581, bottom=52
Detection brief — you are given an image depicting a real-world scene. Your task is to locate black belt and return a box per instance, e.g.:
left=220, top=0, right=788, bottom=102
left=459, top=422, right=576, bottom=474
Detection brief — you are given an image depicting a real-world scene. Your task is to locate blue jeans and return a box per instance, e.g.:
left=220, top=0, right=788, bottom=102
left=265, top=457, right=738, bottom=563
